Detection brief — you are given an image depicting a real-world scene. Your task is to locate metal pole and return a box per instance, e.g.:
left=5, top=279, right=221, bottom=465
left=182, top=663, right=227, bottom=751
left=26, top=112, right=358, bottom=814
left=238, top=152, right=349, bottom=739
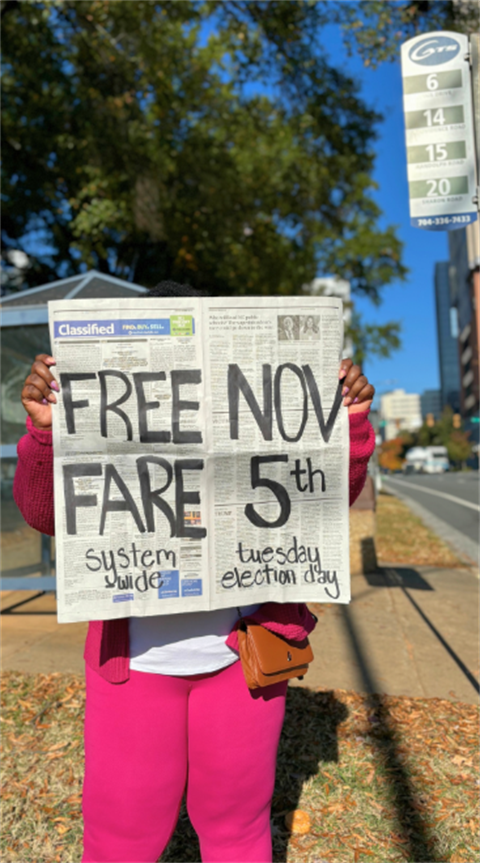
left=469, top=33, right=480, bottom=218
left=41, top=533, right=51, bottom=576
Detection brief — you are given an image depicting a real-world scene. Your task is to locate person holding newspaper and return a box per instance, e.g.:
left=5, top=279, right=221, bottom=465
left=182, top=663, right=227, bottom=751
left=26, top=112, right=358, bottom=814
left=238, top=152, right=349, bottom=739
left=15, top=281, right=375, bottom=863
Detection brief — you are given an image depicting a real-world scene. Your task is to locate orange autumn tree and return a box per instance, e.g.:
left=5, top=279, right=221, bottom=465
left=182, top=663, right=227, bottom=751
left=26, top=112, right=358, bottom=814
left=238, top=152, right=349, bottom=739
left=379, top=438, right=404, bottom=472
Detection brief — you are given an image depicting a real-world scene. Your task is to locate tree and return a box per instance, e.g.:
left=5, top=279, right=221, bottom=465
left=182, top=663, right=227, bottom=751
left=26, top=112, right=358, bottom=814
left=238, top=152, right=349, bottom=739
left=446, top=430, right=473, bottom=468
left=435, top=405, right=460, bottom=444
left=395, top=407, right=474, bottom=467
left=2, top=0, right=406, bottom=316
left=434, top=407, right=473, bottom=466
left=416, top=421, right=437, bottom=447
left=337, top=1, right=480, bottom=68
left=345, top=308, right=401, bottom=367
left=379, top=438, right=405, bottom=472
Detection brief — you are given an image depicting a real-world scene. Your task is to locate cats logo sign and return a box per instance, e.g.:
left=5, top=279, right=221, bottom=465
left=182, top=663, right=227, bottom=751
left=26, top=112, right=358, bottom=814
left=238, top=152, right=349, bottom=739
left=401, top=31, right=477, bottom=231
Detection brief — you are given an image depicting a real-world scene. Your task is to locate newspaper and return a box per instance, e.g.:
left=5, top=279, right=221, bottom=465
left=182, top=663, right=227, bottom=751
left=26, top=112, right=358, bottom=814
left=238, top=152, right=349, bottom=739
left=48, top=296, right=350, bottom=623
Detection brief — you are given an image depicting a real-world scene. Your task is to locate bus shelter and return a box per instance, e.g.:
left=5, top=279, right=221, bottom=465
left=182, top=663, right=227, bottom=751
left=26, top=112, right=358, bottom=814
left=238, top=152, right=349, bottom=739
left=1, top=271, right=147, bottom=594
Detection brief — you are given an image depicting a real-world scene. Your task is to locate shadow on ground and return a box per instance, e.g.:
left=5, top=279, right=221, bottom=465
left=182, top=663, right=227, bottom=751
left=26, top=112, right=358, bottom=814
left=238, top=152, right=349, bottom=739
left=159, top=689, right=348, bottom=863
left=160, top=563, right=462, bottom=862
left=160, top=683, right=443, bottom=863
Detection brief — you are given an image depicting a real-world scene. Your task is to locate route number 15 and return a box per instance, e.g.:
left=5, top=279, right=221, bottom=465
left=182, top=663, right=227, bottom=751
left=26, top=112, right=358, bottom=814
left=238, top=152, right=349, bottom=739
left=426, top=143, right=447, bottom=161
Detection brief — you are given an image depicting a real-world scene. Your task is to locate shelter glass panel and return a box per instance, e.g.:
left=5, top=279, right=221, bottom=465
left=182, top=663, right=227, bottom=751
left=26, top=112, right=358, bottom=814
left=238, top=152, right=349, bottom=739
left=1, top=325, right=53, bottom=586
left=1, top=325, right=51, bottom=446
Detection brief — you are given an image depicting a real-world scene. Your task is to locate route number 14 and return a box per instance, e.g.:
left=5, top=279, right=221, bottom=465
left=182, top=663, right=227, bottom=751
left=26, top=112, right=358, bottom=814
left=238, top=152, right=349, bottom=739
left=423, top=108, right=445, bottom=126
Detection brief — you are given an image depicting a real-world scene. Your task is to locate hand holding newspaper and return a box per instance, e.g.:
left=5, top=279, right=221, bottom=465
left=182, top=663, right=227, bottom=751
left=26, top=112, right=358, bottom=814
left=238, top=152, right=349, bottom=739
left=48, top=296, right=350, bottom=623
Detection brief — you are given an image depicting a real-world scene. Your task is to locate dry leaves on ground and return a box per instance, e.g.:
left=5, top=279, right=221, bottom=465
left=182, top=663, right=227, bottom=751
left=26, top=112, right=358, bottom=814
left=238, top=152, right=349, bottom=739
left=375, top=491, right=463, bottom=567
left=1, top=672, right=479, bottom=863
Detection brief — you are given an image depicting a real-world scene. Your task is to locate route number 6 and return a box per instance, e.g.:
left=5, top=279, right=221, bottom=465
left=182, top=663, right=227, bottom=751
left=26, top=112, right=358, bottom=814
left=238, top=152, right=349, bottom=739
left=426, top=73, right=438, bottom=91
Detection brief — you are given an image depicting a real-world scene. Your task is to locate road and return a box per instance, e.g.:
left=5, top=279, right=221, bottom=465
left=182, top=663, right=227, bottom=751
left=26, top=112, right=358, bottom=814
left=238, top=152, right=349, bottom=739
left=383, top=472, right=479, bottom=564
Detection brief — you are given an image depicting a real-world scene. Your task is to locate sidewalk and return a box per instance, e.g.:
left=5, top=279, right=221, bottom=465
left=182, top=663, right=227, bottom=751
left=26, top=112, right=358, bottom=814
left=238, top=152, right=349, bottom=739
left=2, top=563, right=479, bottom=704
left=294, top=564, right=479, bottom=705
left=1, top=590, right=88, bottom=675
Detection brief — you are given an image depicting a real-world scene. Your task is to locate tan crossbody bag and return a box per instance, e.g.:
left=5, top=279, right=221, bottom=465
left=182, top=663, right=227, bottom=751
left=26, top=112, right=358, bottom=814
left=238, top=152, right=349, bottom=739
left=236, top=614, right=315, bottom=690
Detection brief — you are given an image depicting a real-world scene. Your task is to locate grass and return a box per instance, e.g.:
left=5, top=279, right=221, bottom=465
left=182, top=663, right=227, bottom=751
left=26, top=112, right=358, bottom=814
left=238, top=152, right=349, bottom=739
left=2, top=671, right=478, bottom=863
left=375, top=492, right=464, bottom=568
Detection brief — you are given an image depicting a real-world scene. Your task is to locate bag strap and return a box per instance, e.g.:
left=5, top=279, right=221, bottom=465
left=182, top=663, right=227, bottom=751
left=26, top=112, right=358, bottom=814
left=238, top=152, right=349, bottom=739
left=236, top=606, right=248, bottom=632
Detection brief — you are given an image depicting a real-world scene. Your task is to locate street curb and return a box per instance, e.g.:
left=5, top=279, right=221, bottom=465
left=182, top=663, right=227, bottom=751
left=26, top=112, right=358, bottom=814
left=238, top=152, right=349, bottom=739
left=382, top=480, right=479, bottom=569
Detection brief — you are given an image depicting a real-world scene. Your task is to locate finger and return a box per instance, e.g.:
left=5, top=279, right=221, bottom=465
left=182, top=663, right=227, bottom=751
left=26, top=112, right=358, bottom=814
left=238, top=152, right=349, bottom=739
left=27, top=373, right=57, bottom=402
left=35, top=353, right=56, bottom=367
left=21, top=382, right=55, bottom=406
left=339, top=358, right=353, bottom=381
left=31, top=360, right=59, bottom=392
left=22, top=381, right=50, bottom=403
left=344, top=375, right=368, bottom=403
left=345, top=383, right=375, bottom=406
left=355, top=383, right=375, bottom=403
left=32, top=358, right=55, bottom=378
left=342, top=364, right=362, bottom=395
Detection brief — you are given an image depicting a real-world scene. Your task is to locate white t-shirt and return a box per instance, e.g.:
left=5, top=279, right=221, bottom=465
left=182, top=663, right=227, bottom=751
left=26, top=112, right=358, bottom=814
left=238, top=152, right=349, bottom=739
left=129, top=605, right=261, bottom=676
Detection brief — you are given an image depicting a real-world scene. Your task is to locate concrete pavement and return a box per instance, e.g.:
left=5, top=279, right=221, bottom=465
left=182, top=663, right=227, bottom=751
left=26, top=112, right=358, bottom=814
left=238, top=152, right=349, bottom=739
left=2, top=563, right=479, bottom=704
left=293, top=564, right=479, bottom=705
left=1, top=590, right=88, bottom=675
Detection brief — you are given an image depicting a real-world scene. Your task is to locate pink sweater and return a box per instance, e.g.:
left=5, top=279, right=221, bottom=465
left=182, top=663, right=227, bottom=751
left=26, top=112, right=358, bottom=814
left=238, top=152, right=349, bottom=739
left=14, top=412, right=375, bottom=683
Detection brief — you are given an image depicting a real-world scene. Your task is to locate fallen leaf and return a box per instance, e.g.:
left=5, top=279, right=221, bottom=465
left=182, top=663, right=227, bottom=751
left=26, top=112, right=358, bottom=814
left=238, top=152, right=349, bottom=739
left=285, top=809, right=311, bottom=834
left=451, top=755, right=472, bottom=767
left=48, top=742, right=70, bottom=753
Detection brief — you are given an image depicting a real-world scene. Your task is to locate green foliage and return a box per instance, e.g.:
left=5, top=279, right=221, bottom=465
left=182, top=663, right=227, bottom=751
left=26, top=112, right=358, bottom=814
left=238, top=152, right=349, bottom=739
left=347, top=309, right=401, bottom=367
left=417, top=422, right=438, bottom=447
left=2, top=0, right=406, bottom=309
left=401, top=407, right=473, bottom=467
left=337, top=1, right=480, bottom=68
left=446, top=431, right=473, bottom=466
left=434, top=407, right=473, bottom=465
left=397, top=429, right=416, bottom=451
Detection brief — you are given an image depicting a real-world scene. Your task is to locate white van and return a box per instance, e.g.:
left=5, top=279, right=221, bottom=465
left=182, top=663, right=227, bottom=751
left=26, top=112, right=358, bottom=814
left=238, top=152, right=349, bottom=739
left=404, top=446, right=449, bottom=474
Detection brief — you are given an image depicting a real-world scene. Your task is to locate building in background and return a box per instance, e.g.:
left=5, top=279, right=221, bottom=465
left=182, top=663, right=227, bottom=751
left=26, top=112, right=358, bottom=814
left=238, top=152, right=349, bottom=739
left=420, top=389, right=442, bottom=421
left=434, top=262, right=461, bottom=413
left=379, top=389, right=422, bottom=441
left=448, top=225, right=480, bottom=425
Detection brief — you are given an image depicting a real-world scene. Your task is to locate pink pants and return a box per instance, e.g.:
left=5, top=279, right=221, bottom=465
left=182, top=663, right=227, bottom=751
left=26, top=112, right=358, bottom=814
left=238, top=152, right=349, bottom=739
left=82, top=661, right=287, bottom=863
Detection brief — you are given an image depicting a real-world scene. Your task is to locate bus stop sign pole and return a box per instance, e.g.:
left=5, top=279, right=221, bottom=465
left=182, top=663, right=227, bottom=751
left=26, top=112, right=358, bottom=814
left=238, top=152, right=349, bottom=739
left=401, top=31, right=478, bottom=231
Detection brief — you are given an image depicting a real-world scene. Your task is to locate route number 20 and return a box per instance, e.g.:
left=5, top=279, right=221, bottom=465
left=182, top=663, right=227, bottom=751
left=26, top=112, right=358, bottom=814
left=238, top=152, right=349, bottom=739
left=426, top=178, right=451, bottom=197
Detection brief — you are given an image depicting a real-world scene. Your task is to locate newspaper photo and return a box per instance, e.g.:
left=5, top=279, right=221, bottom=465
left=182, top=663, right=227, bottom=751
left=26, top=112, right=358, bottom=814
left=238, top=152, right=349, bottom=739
left=48, top=296, right=350, bottom=623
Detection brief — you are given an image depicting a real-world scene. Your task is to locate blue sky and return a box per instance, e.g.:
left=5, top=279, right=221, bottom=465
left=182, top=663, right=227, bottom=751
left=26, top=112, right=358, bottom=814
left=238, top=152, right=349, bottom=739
left=320, top=26, right=449, bottom=402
